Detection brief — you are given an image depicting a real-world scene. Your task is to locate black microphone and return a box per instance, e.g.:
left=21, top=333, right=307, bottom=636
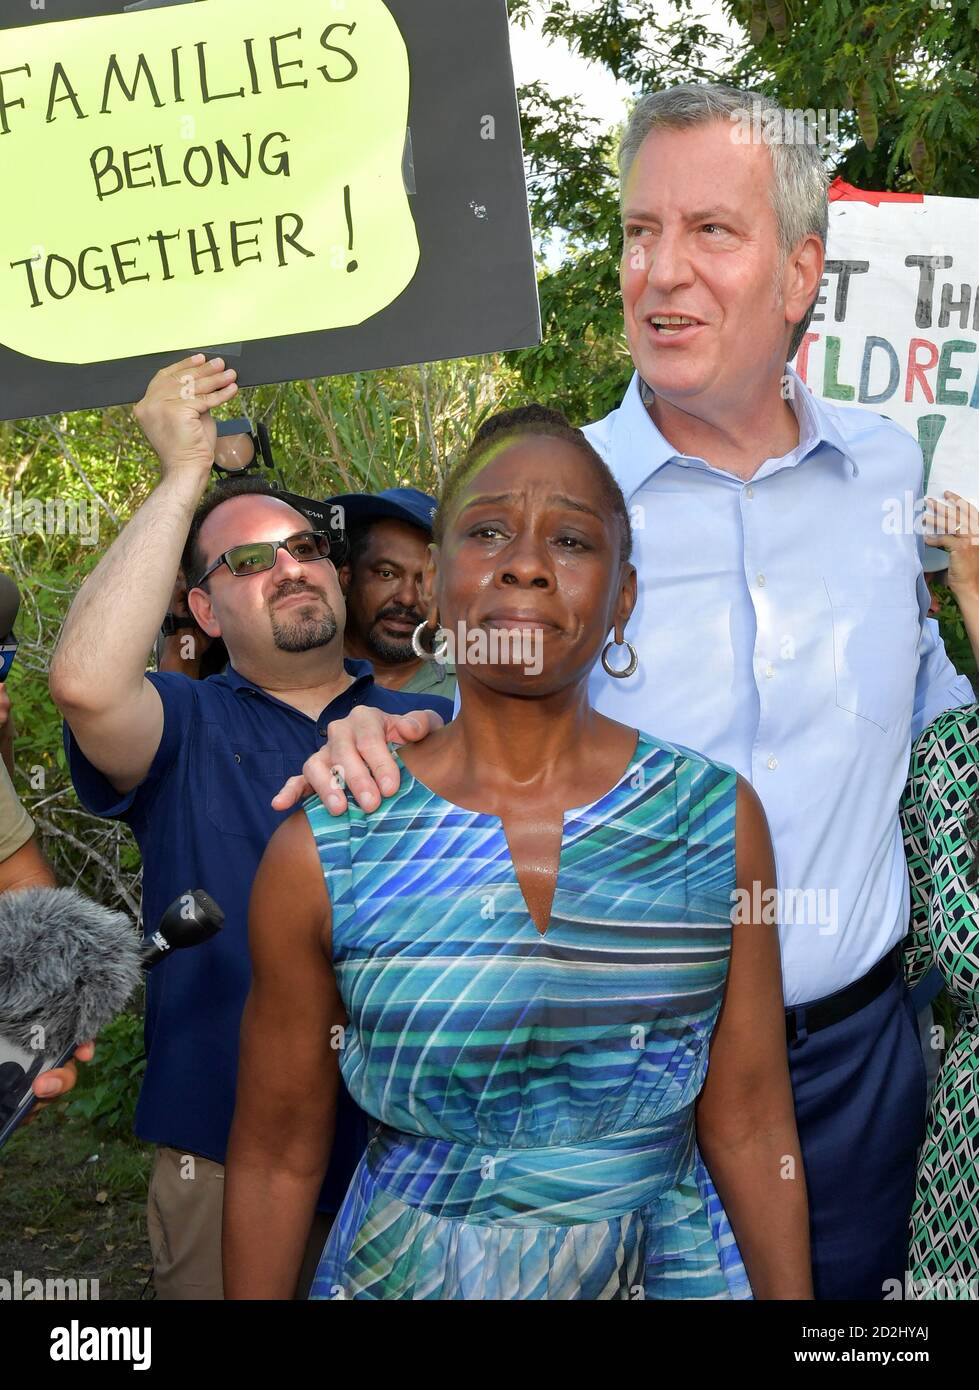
left=0, top=886, right=224, bottom=1149
left=140, top=889, right=224, bottom=969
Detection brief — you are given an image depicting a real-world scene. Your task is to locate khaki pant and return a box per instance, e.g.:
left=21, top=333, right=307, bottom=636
left=147, top=1146, right=334, bottom=1300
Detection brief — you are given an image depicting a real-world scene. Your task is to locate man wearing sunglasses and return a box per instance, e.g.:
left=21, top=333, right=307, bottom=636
left=49, top=355, right=453, bottom=1301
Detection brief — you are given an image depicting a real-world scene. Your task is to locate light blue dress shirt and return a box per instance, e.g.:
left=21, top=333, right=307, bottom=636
left=582, top=367, right=974, bottom=1005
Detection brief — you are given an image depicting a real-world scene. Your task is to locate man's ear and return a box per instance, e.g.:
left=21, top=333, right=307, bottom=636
left=337, top=562, right=352, bottom=595
left=187, top=585, right=222, bottom=639
left=784, top=232, right=824, bottom=330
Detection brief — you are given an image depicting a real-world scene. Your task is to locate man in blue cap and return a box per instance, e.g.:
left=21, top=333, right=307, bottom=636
left=331, top=487, right=457, bottom=700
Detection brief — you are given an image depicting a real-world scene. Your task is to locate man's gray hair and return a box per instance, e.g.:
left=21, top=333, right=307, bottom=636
left=619, top=83, right=829, bottom=360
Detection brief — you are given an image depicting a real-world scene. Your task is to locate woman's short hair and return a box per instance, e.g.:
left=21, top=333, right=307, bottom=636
left=434, top=404, right=633, bottom=562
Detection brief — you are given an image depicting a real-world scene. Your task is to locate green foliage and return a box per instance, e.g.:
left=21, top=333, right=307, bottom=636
left=2, top=1083, right=153, bottom=1299
left=721, top=0, right=979, bottom=194
left=241, top=357, right=521, bottom=499
left=507, top=249, right=633, bottom=422
left=1, top=408, right=148, bottom=907
left=505, top=74, right=628, bottom=419
left=934, top=586, right=978, bottom=682
left=66, top=1010, right=146, bottom=1138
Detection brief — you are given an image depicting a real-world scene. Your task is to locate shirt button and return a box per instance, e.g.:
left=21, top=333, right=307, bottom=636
left=767, top=755, right=778, bottom=771
left=745, top=486, right=754, bottom=499
left=765, top=663, right=775, bottom=679
left=757, top=573, right=766, bottom=587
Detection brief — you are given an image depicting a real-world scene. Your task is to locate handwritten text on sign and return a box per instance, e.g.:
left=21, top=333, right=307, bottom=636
left=0, top=0, right=419, bottom=364
left=798, top=195, right=978, bottom=503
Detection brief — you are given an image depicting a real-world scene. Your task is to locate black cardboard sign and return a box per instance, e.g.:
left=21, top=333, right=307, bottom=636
left=0, top=0, right=540, bottom=418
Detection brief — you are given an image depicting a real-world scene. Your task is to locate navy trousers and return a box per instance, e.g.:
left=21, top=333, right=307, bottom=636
left=786, top=970, right=927, bottom=1301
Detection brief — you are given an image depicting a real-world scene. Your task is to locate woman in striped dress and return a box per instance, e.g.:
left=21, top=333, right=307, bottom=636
left=223, top=407, right=811, bottom=1300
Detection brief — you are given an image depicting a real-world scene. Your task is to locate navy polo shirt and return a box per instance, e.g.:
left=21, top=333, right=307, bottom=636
left=63, top=659, right=452, bottom=1210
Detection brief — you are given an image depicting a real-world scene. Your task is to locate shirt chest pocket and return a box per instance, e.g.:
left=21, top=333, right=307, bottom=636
left=204, top=725, right=288, bottom=839
left=823, top=578, right=919, bottom=733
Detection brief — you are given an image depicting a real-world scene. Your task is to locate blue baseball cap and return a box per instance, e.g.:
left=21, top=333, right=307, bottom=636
left=328, top=487, right=439, bottom=536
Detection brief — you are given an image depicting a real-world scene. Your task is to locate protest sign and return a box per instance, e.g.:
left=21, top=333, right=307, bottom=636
left=800, top=179, right=978, bottom=505
left=0, top=0, right=540, bottom=418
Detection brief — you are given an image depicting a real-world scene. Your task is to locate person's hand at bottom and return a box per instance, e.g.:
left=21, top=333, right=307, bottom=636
left=26, top=1040, right=96, bottom=1121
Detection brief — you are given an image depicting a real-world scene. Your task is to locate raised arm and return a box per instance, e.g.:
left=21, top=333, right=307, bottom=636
left=223, top=806, right=344, bottom=1300
left=48, top=355, right=237, bottom=793
left=695, top=775, right=812, bottom=1300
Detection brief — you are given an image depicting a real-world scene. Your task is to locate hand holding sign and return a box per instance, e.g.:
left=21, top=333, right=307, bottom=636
left=133, top=354, right=238, bottom=478
left=923, top=490, right=979, bottom=608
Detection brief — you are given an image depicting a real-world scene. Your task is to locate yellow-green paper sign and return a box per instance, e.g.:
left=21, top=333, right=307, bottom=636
left=0, top=0, right=420, bottom=363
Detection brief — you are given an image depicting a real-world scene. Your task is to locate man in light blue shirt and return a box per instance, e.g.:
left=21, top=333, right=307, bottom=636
left=584, top=363, right=969, bottom=1006
left=581, top=83, right=971, bottom=1301
left=285, top=82, right=971, bottom=1300
left=582, top=364, right=969, bottom=1304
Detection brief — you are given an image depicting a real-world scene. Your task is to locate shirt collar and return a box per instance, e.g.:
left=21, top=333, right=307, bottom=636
left=612, top=363, right=858, bottom=499
left=787, top=365, right=859, bottom=477
left=223, top=656, right=375, bottom=701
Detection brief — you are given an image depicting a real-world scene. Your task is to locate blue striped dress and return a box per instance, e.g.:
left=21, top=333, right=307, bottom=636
left=305, top=729, right=751, bottom=1300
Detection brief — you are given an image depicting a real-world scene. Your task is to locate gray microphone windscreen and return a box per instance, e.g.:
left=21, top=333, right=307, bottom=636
left=0, top=887, right=140, bottom=1056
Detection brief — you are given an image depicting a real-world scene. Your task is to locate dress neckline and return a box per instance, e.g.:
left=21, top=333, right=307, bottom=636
left=392, top=727, right=646, bottom=823
left=393, top=730, right=652, bottom=938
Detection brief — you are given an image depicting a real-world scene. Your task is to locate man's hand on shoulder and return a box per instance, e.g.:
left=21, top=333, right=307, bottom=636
left=272, top=706, right=443, bottom=815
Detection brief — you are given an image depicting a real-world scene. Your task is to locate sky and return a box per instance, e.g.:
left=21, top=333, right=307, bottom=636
left=508, top=1, right=744, bottom=129
left=508, top=11, right=631, bottom=129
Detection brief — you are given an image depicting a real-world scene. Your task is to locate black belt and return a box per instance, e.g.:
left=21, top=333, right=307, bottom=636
left=786, top=946, right=902, bottom=1046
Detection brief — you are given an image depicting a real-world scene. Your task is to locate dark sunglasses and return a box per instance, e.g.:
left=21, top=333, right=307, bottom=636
left=195, top=531, right=333, bottom=586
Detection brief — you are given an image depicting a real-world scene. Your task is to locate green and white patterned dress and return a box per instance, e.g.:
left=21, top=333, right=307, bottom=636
left=901, top=704, right=979, bottom=1300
